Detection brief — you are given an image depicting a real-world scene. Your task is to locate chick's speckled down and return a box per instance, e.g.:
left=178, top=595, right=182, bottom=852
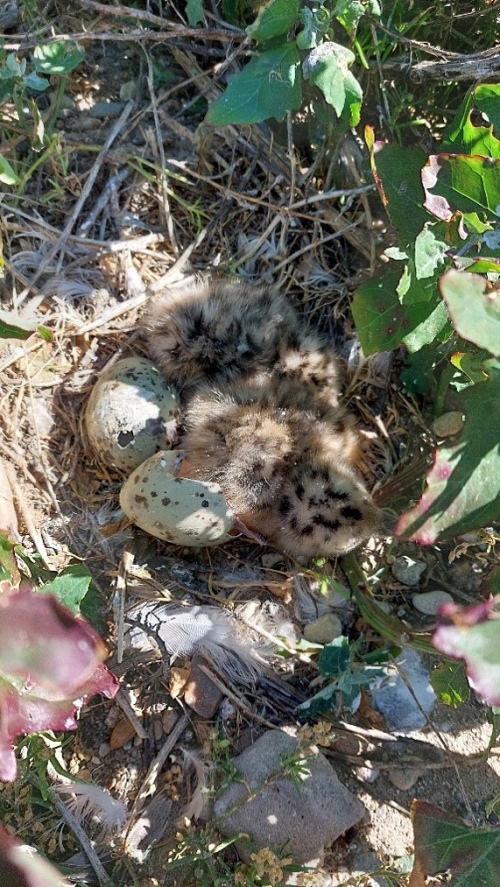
left=144, top=278, right=391, bottom=558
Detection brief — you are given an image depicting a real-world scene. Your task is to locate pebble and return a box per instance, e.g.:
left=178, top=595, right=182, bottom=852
left=412, top=590, right=453, bottom=616
left=432, top=411, right=464, bottom=438
left=89, top=101, right=126, bottom=119
left=304, top=614, right=343, bottom=644
left=120, top=80, right=137, bottom=101
left=388, top=766, right=424, bottom=791
left=391, top=556, right=426, bottom=587
left=214, top=730, right=366, bottom=866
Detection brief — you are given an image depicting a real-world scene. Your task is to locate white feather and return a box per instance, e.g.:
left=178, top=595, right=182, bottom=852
left=53, top=782, right=128, bottom=834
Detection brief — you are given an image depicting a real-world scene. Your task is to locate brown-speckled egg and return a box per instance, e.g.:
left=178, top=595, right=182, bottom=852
left=119, top=450, right=235, bottom=546
left=85, top=357, right=180, bottom=472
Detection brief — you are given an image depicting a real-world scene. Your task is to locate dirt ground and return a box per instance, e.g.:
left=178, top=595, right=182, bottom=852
left=1, top=9, right=500, bottom=886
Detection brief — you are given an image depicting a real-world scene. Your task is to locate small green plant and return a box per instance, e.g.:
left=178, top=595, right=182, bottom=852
left=197, top=0, right=380, bottom=130
left=296, top=634, right=387, bottom=716
left=0, top=41, right=85, bottom=185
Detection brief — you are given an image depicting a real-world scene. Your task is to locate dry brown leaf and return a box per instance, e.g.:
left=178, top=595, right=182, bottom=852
left=169, top=666, right=190, bottom=699
left=109, top=716, right=138, bottom=750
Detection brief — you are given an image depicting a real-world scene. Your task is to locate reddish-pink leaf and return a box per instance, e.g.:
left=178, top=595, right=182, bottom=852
left=433, top=597, right=500, bottom=705
left=0, top=589, right=106, bottom=698
left=0, top=589, right=118, bottom=781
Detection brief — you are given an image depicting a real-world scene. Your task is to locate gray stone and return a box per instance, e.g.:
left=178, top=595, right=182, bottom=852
left=214, top=730, right=366, bottom=866
left=391, top=556, right=426, bottom=587
left=370, top=648, right=436, bottom=731
left=412, top=590, right=453, bottom=616
left=304, top=614, right=343, bottom=644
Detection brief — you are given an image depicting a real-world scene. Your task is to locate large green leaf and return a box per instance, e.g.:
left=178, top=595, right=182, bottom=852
left=442, top=83, right=500, bottom=157
left=351, top=265, right=449, bottom=355
left=440, top=269, right=500, bottom=357
left=397, top=372, right=500, bottom=543
left=205, top=43, right=301, bottom=124
left=246, top=0, right=299, bottom=41
left=366, top=131, right=429, bottom=248
left=410, top=799, right=500, bottom=887
left=422, top=153, right=500, bottom=221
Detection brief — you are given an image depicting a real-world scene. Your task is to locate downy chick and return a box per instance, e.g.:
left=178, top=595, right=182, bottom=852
left=145, top=277, right=391, bottom=557
left=144, top=277, right=341, bottom=408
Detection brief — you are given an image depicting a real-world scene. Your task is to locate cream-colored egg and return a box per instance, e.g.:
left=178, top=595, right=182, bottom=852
left=85, top=357, right=180, bottom=472
left=119, top=450, right=235, bottom=546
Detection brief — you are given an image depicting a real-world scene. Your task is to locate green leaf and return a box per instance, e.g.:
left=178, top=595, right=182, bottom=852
left=440, top=269, right=500, bottom=357
left=39, top=564, right=92, bottom=615
left=221, top=0, right=247, bottom=26
left=0, top=310, right=37, bottom=339
left=397, top=372, right=500, bottom=543
left=401, top=348, right=439, bottom=394
left=318, top=635, right=350, bottom=678
left=186, top=0, right=204, bottom=25
left=303, top=42, right=362, bottom=125
left=366, top=134, right=429, bottom=248
left=0, top=309, right=50, bottom=342
left=430, top=661, right=469, bottom=707
left=0, top=155, right=21, bottom=186
left=487, top=706, right=500, bottom=753
left=246, top=0, right=299, bottom=41
left=334, top=0, right=365, bottom=33
left=442, top=83, right=500, bottom=158
left=450, top=350, right=489, bottom=385
left=351, top=265, right=449, bottom=355
left=33, top=42, right=85, bottom=75
left=411, top=799, right=500, bottom=887
left=297, top=6, right=331, bottom=50
left=23, top=71, right=49, bottom=92
left=205, top=43, right=301, bottom=125
left=422, top=153, right=500, bottom=221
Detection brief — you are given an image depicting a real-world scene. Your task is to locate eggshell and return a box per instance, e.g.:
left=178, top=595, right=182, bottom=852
left=85, top=357, right=179, bottom=472
left=119, top=450, right=235, bottom=546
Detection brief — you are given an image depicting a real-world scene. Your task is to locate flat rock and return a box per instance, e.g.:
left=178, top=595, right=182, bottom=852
left=304, top=614, right=343, bottom=644
left=214, top=730, right=366, bottom=866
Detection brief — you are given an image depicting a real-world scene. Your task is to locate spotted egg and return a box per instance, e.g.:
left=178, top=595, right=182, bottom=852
left=85, top=357, right=180, bottom=472
left=119, top=450, right=235, bottom=546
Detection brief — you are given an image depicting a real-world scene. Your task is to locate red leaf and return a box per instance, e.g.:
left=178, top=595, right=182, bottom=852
left=0, top=589, right=118, bottom=781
